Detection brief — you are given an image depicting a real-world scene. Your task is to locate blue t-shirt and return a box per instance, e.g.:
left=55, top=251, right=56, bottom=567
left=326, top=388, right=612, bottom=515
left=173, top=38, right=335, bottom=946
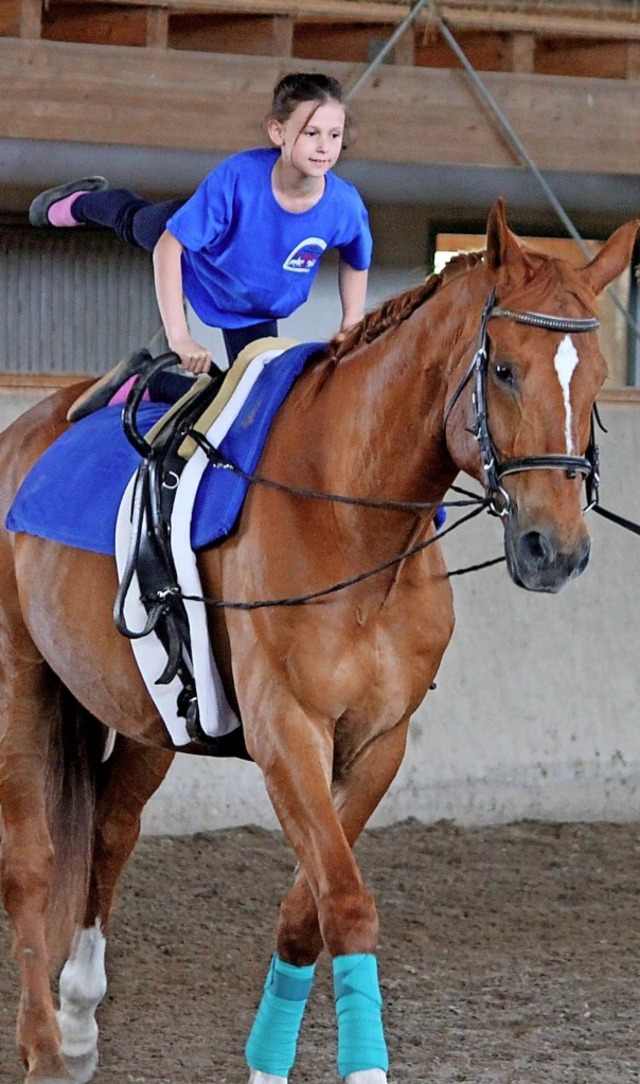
left=166, top=148, right=372, bottom=329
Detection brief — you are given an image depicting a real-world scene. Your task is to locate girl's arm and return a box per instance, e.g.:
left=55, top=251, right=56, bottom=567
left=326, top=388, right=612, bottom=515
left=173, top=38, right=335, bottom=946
left=338, top=259, right=368, bottom=332
left=152, top=230, right=212, bottom=372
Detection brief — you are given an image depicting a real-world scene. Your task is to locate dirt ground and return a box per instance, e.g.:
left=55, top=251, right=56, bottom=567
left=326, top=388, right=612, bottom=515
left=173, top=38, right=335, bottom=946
left=1, top=818, right=640, bottom=1084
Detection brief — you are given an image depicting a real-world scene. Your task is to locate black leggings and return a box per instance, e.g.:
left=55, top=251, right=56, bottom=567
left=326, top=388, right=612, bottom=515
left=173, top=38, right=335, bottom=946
left=73, top=187, right=278, bottom=381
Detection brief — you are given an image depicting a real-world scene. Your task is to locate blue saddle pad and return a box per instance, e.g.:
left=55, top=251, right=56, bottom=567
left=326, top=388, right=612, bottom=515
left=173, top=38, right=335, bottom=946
left=6, top=342, right=324, bottom=555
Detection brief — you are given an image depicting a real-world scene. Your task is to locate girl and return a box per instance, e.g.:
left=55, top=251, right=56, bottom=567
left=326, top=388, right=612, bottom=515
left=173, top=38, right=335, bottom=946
left=29, top=72, right=372, bottom=417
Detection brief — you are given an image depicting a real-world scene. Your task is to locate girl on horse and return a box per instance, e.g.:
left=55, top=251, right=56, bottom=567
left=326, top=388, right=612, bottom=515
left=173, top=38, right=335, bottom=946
left=29, top=71, right=372, bottom=416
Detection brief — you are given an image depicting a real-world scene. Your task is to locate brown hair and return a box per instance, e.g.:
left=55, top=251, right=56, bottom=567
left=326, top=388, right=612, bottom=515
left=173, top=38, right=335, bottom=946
left=269, top=72, right=356, bottom=147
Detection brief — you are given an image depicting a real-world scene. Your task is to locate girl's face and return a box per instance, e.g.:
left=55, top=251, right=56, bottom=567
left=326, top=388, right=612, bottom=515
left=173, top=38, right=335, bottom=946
left=268, top=99, right=346, bottom=179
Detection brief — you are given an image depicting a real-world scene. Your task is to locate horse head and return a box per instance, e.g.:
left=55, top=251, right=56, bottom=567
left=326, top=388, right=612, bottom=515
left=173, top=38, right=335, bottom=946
left=445, top=199, right=638, bottom=593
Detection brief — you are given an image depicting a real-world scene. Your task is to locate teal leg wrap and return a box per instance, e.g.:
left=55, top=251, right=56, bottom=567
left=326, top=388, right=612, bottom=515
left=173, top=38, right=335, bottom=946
left=245, top=954, right=316, bottom=1077
left=333, top=953, right=389, bottom=1078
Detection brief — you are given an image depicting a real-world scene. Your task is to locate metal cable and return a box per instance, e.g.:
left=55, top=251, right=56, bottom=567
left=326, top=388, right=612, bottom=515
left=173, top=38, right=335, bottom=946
left=345, top=0, right=432, bottom=101
left=342, top=0, right=639, bottom=354
left=427, top=1, right=640, bottom=349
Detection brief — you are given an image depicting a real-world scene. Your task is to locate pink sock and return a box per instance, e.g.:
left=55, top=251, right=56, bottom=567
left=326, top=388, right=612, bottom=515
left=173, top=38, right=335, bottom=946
left=109, top=376, right=151, bottom=406
left=47, top=191, right=89, bottom=227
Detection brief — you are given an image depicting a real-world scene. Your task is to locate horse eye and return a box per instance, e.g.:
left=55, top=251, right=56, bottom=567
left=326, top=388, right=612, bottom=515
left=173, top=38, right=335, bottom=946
left=495, top=363, right=515, bottom=386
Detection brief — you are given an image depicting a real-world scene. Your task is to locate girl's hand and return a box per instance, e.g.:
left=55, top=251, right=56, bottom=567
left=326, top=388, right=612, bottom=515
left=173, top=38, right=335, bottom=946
left=168, top=335, right=213, bottom=374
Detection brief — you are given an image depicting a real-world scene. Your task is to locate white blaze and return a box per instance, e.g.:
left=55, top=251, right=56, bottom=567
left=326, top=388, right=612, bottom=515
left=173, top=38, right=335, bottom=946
left=553, top=335, right=580, bottom=454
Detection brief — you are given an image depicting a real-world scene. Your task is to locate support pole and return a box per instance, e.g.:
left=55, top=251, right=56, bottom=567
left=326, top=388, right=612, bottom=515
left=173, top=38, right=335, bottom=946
left=343, top=0, right=640, bottom=373
left=345, top=0, right=430, bottom=102
left=427, top=1, right=640, bottom=354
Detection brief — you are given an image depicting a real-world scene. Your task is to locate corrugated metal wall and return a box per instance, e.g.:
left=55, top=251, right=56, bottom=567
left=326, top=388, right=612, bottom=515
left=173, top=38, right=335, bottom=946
left=0, top=226, right=159, bottom=374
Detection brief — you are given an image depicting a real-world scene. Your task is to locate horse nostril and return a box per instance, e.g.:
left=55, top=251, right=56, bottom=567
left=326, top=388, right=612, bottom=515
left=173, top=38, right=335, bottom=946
left=520, top=529, right=554, bottom=568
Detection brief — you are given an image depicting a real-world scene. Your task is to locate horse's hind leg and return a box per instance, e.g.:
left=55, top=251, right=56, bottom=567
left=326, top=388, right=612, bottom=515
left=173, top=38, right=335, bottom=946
left=56, top=736, right=174, bottom=1081
left=0, top=645, right=73, bottom=1083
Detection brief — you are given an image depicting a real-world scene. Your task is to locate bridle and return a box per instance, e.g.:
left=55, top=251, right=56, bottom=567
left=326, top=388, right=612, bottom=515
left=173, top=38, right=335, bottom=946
left=443, top=287, right=601, bottom=518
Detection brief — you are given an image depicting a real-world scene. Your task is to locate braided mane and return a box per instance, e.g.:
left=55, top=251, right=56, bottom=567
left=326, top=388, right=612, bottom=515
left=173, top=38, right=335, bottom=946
left=328, top=250, right=485, bottom=363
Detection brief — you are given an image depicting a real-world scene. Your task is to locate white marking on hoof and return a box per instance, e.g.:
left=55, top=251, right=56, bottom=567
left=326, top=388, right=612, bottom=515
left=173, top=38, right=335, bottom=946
left=64, top=1049, right=99, bottom=1084
left=27, top=1078, right=76, bottom=1084
left=553, top=335, right=580, bottom=454
left=345, top=1072, right=388, bottom=1084
left=57, top=921, right=107, bottom=1066
left=248, top=1072, right=288, bottom=1084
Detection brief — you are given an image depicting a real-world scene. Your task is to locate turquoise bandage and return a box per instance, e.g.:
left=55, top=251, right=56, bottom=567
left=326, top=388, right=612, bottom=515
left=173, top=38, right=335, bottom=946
left=245, top=953, right=316, bottom=1077
left=333, top=953, right=389, bottom=1078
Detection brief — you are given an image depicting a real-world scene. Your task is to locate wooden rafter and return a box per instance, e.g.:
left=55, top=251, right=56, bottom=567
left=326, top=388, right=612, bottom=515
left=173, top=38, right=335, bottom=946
left=1, top=39, right=638, bottom=175
left=41, top=0, right=640, bottom=40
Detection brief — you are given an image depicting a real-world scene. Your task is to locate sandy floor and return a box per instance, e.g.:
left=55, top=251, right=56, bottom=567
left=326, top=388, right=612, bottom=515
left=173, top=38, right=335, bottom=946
left=2, top=819, right=640, bottom=1083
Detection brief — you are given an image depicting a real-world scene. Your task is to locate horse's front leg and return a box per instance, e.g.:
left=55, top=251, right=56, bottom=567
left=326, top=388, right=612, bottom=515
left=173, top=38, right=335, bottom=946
left=261, top=718, right=410, bottom=1084
left=244, top=700, right=409, bottom=1084
left=56, top=736, right=174, bottom=1083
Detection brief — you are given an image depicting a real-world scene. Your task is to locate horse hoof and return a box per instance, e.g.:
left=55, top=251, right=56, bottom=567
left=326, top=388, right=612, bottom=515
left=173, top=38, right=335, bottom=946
left=63, top=1050, right=99, bottom=1084
left=25, top=1077, right=74, bottom=1084
left=25, top=1065, right=75, bottom=1083
left=26, top=1080, right=73, bottom=1084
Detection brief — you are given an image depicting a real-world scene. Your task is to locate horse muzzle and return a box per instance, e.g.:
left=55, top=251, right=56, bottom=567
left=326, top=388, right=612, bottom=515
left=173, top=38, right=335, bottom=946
left=503, top=508, right=591, bottom=593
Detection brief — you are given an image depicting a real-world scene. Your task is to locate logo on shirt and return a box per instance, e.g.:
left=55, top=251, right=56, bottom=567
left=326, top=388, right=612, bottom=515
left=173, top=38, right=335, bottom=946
left=283, top=237, right=327, bottom=273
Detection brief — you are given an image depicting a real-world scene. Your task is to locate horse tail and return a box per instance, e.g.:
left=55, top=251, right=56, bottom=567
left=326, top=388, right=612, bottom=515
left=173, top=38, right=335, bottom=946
left=44, top=682, right=107, bottom=970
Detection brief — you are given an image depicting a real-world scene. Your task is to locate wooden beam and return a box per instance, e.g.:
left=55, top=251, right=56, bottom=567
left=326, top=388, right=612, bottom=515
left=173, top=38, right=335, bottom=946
left=20, top=0, right=42, bottom=39
left=271, top=14, right=293, bottom=56
left=435, top=5, right=640, bottom=42
left=146, top=7, right=168, bottom=47
left=507, top=31, right=535, bottom=75
left=393, top=24, right=414, bottom=67
left=41, top=0, right=640, bottom=42
left=0, top=39, right=637, bottom=177
left=46, top=0, right=418, bottom=22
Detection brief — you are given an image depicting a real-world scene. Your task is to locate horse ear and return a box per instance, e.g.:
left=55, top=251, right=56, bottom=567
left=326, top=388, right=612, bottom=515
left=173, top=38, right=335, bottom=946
left=485, top=198, right=528, bottom=283
left=580, top=220, right=640, bottom=296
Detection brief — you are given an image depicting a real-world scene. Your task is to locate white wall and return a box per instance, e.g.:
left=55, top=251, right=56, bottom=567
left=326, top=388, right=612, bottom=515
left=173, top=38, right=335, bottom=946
left=4, top=204, right=639, bottom=832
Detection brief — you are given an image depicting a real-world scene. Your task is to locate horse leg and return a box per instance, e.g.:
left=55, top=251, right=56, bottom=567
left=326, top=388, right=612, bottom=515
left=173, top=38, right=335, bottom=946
left=56, top=736, right=174, bottom=1082
left=276, top=718, right=410, bottom=964
left=0, top=646, right=78, bottom=1083
left=245, top=703, right=410, bottom=1084
left=270, top=718, right=410, bottom=1084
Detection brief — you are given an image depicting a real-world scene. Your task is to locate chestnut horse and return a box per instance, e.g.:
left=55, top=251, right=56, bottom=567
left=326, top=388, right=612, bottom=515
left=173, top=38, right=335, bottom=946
left=0, top=200, right=637, bottom=1084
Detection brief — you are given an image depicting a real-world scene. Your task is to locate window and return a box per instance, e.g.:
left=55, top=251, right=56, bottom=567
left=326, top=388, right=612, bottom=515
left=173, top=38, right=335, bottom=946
left=433, top=232, right=637, bottom=389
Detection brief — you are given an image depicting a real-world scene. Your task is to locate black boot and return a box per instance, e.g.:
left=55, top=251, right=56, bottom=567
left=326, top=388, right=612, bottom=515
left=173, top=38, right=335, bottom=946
left=67, top=348, right=154, bottom=422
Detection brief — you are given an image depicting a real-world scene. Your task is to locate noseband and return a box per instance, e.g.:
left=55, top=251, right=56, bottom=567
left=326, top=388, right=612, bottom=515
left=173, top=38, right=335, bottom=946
left=444, top=287, right=601, bottom=517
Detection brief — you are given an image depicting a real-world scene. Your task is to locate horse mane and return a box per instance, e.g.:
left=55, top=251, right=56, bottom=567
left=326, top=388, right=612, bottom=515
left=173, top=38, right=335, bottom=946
left=326, top=250, right=486, bottom=363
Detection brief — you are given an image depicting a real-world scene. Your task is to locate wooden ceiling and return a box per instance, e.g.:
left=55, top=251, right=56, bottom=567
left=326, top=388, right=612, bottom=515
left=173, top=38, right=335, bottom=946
left=1, top=0, right=638, bottom=224
left=4, top=0, right=640, bottom=80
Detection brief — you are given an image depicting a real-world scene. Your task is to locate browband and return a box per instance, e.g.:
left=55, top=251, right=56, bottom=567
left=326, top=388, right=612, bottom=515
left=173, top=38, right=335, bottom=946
left=491, top=308, right=600, bottom=333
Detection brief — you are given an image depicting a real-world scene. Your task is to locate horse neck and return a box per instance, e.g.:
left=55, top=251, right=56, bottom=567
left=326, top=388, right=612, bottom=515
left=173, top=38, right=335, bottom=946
left=296, top=285, right=478, bottom=515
